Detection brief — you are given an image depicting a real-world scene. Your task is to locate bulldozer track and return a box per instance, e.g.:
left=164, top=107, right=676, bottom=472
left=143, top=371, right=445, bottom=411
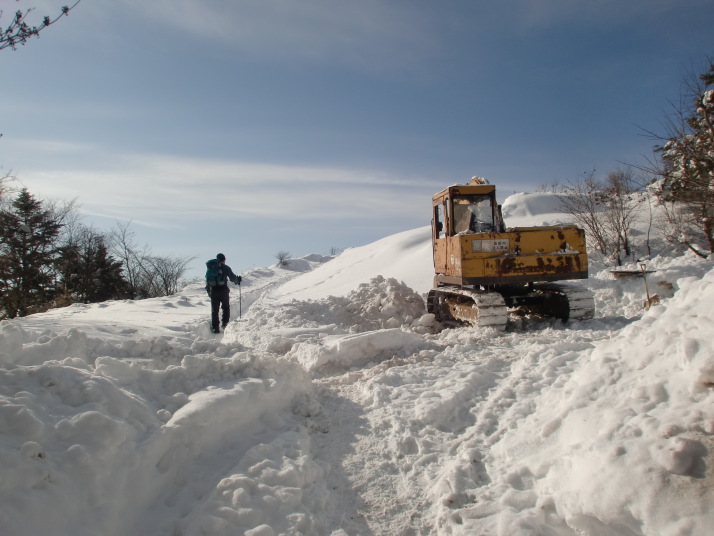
left=427, top=283, right=595, bottom=328
left=534, top=283, right=595, bottom=322
left=427, top=288, right=508, bottom=330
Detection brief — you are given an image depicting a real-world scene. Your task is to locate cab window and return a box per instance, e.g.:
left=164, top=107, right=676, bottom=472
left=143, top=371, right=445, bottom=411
left=453, top=195, right=495, bottom=234
left=434, top=203, right=446, bottom=239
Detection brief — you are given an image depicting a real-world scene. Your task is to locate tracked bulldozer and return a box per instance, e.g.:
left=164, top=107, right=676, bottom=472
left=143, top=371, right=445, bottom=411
left=426, top=178, right=595, bottom=330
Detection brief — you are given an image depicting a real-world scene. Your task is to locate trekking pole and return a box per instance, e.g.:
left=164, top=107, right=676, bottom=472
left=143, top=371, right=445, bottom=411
left=239, top=282, right=242, bottom=318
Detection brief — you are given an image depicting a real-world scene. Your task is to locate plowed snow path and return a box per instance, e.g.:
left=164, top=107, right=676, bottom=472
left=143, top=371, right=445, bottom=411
left=310, top=319, right=628, bottom=535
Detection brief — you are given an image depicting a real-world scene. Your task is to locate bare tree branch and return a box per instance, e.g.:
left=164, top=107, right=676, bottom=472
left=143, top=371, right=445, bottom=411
left=1, top=0, right=81, bottom=51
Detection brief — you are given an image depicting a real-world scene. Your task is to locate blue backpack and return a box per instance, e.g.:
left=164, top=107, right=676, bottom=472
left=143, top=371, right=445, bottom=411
left=205, top=258, right=227, bottom=287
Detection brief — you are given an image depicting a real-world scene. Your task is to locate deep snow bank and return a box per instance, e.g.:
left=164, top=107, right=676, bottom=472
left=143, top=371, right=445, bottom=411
left=0, top=335, right=323, bottom=536
left=529, top=270, right=714, bottom=535
left=426, top=265, right=714, bottom=535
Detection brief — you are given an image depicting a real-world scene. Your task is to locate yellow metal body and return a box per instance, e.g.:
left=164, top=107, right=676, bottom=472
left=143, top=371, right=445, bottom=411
left=432, top=180, right=588, bottom=287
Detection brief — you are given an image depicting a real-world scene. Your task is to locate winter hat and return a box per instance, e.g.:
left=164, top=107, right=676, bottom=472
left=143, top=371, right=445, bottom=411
left=217, top=253, right=226, bottom=261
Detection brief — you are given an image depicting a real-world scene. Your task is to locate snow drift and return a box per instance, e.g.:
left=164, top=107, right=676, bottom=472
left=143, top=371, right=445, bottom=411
left=0, top=192, right=712, bottom=536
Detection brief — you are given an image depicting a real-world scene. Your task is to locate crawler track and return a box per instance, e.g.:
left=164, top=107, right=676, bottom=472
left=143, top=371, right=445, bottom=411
left=533, top=282, right=596, bottom=322
left=427, top=283, right=595, bottom=328
left=427, top=288, right=508, bottom=330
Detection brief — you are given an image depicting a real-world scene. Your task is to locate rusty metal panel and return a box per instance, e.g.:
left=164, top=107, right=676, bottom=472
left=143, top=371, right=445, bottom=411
left=437, top=226, right=588, bottom=284
left=486, top=252, right=588, bottom=277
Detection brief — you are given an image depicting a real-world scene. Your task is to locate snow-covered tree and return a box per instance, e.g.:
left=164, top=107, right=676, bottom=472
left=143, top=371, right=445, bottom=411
left=652, top=60, right=714, bottom=258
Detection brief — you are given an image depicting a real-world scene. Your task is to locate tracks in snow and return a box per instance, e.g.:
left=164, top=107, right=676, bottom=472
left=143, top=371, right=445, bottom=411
left=309, top=321, right=620, bottom=535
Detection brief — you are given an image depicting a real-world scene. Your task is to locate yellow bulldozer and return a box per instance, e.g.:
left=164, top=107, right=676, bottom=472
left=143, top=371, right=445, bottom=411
left=426, top=177, right=595, bottom=330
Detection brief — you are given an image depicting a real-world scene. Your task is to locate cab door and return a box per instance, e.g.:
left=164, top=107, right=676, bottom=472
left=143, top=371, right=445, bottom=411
left=432, top=200, right=449, bottom=275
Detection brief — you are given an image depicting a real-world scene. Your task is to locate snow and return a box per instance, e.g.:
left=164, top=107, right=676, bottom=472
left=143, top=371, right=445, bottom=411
left=269, top=227, right=434, bottom=302
left=1, top=192, right=713, bottom=535
left=501, top=192, right=575, bottom=227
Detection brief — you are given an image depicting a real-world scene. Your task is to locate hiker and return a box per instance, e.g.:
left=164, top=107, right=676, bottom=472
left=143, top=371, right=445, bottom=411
left=205, top=253, right=242, bottom=333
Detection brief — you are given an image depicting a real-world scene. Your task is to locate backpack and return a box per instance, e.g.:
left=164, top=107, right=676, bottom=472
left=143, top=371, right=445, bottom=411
left=205, top=258, right=227, bottom=287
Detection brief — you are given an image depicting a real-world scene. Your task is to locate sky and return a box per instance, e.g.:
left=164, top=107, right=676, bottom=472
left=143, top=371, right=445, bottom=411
left=1, top=0, right=713, bottom=278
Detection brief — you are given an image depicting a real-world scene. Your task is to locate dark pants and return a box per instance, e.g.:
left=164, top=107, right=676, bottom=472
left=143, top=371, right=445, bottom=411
left=210, top=286, right=230, bottom=329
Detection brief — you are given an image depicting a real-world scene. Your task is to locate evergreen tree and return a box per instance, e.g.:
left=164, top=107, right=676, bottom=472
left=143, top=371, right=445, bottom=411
left=0, top=189, right=63, bottom=318
left=57, top=228, right=129, bottom=304
left=88, top=241, right=128, bottom=302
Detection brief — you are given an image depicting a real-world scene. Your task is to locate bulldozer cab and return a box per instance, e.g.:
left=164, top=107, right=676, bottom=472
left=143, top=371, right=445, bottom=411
left=452, top=194, right=498, bottom=234
left=432, top=179, right=504, bottom=240
left=432, top=179, right=504, bottom=277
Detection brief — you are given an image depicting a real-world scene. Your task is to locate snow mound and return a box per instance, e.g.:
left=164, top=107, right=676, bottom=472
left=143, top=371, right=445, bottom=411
left=230, top=276, right=431, bottom=371
left=340, top=275, right=427, bottom=331
left=270, top=227, right=434, bottom=301
left=0, top=323, right=191, bottom=368
left=502, top=192, right=575, bottom=227
left=288, top=328, right=425, bottom=373
left=242, top=276, right=425, bottom=335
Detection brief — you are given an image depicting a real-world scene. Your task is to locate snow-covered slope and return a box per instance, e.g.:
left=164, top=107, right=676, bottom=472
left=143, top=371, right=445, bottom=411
left=502, top=191, right=575, bottom=227
left=269, top=226, right=434, bottom=301
left=1, top=192, right=712, bottom=536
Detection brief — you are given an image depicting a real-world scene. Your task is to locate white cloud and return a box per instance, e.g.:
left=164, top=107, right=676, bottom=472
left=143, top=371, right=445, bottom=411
left=11, top=145, right=434, bottom=232
left=118, top=0, right=440, bottom=72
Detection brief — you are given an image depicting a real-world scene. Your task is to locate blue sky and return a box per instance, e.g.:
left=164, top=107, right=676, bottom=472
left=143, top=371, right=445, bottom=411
left=1, top=0, right=713, bottom=278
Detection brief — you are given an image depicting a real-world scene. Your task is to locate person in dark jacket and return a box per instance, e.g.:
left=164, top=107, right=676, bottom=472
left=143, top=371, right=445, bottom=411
left=207, top=253, right=241, bottom=333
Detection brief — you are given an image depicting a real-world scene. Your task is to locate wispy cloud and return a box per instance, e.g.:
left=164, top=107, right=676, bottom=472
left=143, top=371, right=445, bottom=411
left=489, top=0, right=705, bottom=29
left=118, top=0, right=440, bottom=72
left=10, top=143, right=434, bottom=232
